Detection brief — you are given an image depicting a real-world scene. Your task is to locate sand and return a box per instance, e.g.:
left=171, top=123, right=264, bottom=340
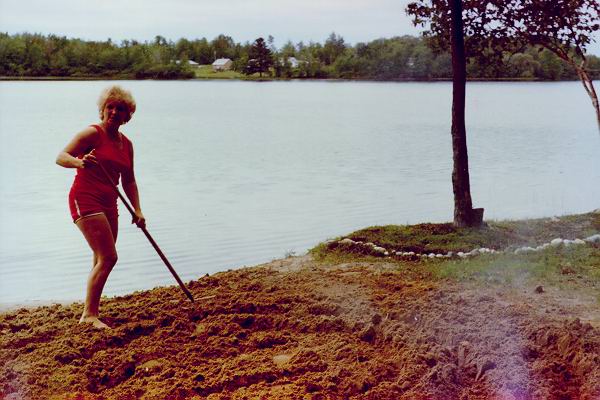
left=1, top=255, right=599, bottom=399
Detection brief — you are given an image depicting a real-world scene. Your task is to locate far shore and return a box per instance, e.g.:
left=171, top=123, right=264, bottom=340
left=0, top=75, right=585, bottom=83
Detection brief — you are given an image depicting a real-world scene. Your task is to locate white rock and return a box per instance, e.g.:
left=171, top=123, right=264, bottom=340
left=408, top=252, right=415, bottom=256
left=373, top=246, right=387, bottom=254
left=541, top=243, right=551, bottom=249
left=339, top=238, right=355, bottom=245
left=447, top=251, right=455, bottom=257
left=428, top=253, right=436, bottom=258
left=384, top=251, right=389, bottom=256
left=584, top=234, right=600, bottom=243
left=436, top=254, right=444, bottom=258
left=365, top=242, right=376, bottom=248
left=573, top=239, right=585, bottom=245
left=515, top=247, right=535, bottom=255
left=550, top=238, right=564, bottom=246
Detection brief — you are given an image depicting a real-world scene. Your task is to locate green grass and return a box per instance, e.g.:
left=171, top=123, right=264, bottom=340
left=310, top=211, right=600, bottom=286
left=194, top=65, right=245, bottom=79
left=433, top=245, right=600, bottom=284
left=314, top=212, right=600, bottom=256
left=193, top=65, right=276, bottom=80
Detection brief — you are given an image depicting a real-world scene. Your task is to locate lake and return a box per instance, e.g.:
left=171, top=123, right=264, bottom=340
left=0, top=80, right=599, bottom=305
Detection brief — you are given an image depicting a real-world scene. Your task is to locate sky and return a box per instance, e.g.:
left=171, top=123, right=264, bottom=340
left=1, top=0, right=598, bottom=54
left=0, top=0, right=420, bottom=46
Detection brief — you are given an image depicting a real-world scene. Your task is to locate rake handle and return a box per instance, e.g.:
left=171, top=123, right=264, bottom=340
left=95, top=161, right=194, bottom=303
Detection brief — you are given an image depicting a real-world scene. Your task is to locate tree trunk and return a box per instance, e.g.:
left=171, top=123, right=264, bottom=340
left=449, top=0, right=483, bottom=227
left=575, top=60, right=600, bottom=132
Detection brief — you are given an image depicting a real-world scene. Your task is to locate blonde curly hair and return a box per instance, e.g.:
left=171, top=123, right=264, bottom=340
left=97, top=85, right=136, bottom=123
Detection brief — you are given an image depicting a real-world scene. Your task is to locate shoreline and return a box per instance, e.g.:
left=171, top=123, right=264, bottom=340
left=1, top=211, right=599, bottom=398
left=0, top=75, right=586, bottom=83
left=0, top=299, right=81, bottom=314
left=2, top=210, right=598, bottom=314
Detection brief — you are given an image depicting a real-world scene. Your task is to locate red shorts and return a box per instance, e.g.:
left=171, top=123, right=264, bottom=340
left=68, top=188, right=119, bottom=235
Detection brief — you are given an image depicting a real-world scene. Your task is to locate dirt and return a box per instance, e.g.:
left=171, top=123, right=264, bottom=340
left=1, top=255, right=599, bottom=400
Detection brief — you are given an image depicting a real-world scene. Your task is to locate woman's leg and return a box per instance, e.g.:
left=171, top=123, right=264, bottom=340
left=76, top=213, right=118, bottom=329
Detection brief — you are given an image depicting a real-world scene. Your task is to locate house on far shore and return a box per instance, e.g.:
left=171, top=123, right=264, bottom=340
left=287, top=57, right=301, bottom=68
left=278, top=57, right=304, bottom=69
left=174, top=60, right=200, bottom=68
left=212, top=58, right=233, bottom=71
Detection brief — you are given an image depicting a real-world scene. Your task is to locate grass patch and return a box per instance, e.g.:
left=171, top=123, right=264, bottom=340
left=432, top=244, right=600, bottom=285
left=312, top=211, right=600, bottom=258
left=310, top=211, right=600, bottom=286
left=194, top=65, right=245, bottom=79
left=193, top=65, right=275, bottom=80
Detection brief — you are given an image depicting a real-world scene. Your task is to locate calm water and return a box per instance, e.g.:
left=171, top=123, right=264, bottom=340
left=1, top=80, right=599, bottom=305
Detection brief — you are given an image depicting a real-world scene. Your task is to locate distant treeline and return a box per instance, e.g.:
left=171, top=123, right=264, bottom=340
left=1, top=32, right=599, bottom=80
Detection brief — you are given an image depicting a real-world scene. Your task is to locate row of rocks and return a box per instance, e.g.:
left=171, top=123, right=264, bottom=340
left=331, top=234, right=600, bottom=260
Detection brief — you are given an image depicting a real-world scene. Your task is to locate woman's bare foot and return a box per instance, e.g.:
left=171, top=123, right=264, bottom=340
left=79, top=315, right=111, bottom=329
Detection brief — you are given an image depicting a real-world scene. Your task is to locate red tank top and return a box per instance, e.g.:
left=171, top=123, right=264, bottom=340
left=71, top=124, right=133, bottom=206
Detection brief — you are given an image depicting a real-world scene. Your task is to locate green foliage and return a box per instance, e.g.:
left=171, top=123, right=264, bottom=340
left=245, top=37, right=273, bottom=77
left=0, top=32, right=598, bottom=81
left=320, top=32, right=346, bottom=65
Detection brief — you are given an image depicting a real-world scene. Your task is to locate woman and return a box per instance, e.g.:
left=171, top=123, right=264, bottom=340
left=56, top=86, right=145, bottom=329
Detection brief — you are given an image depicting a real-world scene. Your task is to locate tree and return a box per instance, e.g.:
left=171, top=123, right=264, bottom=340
left=245, top=37, right=273, bottom=77
left=538, top=49, right=565, bottom=80
left=191, top=38, right=213, bottom=64
left=507, top=53, right=539, bottom=79
left=501, top=1, right=600, bottom=129
left=280, top=40, right=296, bottom=58
left=267, top=35, right=276, bottom=53
left=448, top=0, right=482, bottom=227
left=407, top=0, right=600, bottom=130
left=211, top=34, right=235, bottom=60
left=408, top=0, right=484, bottom=227
left=321, top=32, right=346, bottom=65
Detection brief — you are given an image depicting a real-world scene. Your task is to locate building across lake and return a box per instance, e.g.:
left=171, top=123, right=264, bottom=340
left=212, top=58, right=233, bottom=71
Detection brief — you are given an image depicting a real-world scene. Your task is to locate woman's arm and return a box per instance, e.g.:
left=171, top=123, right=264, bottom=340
left=123, top=179, right=145, bottom=228
left=56, top=127, right=98, bottom=168
left=122, top=143, right=146, bottom=228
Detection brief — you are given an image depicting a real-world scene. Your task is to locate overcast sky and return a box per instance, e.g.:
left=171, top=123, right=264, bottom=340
left=1, top=0, right=598, bottom=54
left=0, top=0, right=420, bottom=46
